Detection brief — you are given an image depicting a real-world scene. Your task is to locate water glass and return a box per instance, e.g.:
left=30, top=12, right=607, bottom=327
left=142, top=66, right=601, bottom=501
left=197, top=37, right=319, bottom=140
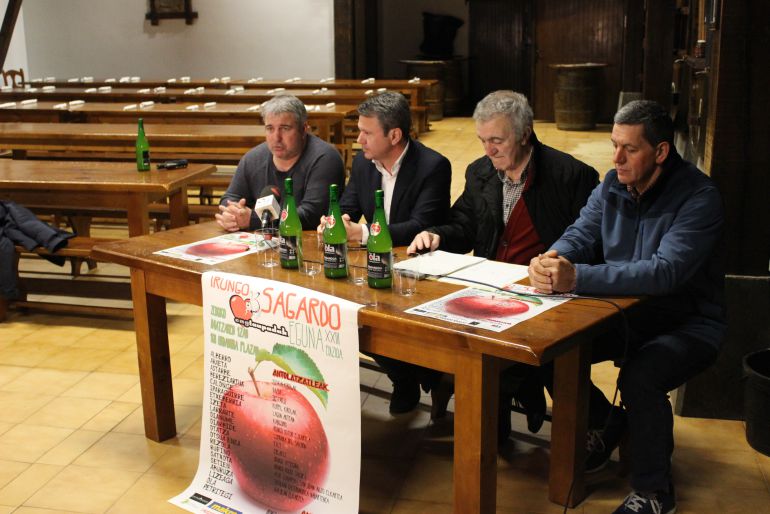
left=257, top=227, right=279, bottom=268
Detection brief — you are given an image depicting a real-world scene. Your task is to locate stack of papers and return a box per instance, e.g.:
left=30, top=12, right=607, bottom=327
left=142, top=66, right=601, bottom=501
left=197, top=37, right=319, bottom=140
left=393, top=250, right=530, bottom=291
left=393, top=250, right=484, bottom=277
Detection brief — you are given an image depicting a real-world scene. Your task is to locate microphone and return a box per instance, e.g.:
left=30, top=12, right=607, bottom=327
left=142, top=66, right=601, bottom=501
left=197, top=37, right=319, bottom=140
left=254, top=185, right=281, bottom=228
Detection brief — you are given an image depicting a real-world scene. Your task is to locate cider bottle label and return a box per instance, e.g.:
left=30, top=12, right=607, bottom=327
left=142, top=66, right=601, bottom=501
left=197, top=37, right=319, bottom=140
left=367, top=251, right=391, bottom=279
left=324, top=242, right=347, bottom=269
left=279, top=235, right=298, bottom=262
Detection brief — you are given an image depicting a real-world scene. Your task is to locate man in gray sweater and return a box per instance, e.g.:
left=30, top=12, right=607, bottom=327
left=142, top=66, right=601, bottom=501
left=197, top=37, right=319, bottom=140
left=216, top=94, right=345, bottom=231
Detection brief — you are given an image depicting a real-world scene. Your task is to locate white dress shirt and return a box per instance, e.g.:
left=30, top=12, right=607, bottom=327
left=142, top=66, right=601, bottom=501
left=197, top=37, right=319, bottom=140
left=360, top=142, right=410, bottom=244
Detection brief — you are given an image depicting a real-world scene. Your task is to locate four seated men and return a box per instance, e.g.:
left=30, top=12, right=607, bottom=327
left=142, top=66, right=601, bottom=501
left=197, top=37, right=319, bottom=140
left=211, top=90, right=722, bottom=514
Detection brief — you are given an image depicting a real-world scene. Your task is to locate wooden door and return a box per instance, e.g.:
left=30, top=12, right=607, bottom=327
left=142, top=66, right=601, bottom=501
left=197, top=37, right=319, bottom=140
left=468, top=0, right=534, bottom=107
left=532, top=0, right=625, bottom=122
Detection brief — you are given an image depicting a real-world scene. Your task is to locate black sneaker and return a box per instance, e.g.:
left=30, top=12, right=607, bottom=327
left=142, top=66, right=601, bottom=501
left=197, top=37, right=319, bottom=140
left=388, top=379, right=420, bottom=415
left=612, top=486, right=676, bottom=514
left=586, top=405, right=627, bottom=473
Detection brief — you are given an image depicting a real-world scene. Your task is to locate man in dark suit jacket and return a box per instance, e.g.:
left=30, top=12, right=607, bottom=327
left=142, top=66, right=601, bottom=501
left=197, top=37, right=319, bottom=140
left=334, top=91, right=452, bottom=246
left=323, top=91, right=451, bottom=415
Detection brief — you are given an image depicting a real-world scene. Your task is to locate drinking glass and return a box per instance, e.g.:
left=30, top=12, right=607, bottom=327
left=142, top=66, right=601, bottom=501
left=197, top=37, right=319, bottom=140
left=257, top=227, right=279, bottom=268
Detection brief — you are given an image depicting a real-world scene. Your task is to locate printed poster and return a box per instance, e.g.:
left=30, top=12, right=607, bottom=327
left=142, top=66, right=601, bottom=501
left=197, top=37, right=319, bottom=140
left=406, top=285, right=570, bottom=332
left=155, top=231, right=275, bottom=265
left=170, top=271, right=363, bottom=514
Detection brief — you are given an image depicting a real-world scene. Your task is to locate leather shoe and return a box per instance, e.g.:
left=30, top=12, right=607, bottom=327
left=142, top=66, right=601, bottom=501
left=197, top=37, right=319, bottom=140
left=388, top=379, right=420, bottom=415
left=430, top=374, right=454, bottom=420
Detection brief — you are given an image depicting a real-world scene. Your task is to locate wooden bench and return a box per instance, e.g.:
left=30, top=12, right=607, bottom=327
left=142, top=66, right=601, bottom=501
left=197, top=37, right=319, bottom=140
left=0, top=236, right=132, bottom=322
left=15, top=236, right=116, bottom=275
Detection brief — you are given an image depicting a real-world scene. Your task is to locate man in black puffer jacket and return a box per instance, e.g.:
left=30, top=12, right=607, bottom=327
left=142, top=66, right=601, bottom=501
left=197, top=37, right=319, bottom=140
left=408, top=90, right=598, bottom=441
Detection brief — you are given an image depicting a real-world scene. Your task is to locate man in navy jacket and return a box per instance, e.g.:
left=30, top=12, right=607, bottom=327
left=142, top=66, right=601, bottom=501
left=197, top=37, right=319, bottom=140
left=335, top=91, right=451, bottom=246
left=326, top=91, right=451, bottom=415
left=529, top=100, right=725, bottom=514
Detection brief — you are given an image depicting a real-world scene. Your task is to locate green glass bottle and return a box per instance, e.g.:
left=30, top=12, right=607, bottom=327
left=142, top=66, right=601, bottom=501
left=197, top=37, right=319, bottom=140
left=279, top=177, right=302, bottom=269
left=323, top=184, right=348, bottom=279
left=135, top=118, right=150, bottom=171
left=367, top=189, right=392, bottom=288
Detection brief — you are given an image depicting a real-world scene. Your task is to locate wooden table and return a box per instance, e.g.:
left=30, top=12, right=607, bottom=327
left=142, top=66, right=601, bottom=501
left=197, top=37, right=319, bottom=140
left=2, top=86, right=395, bottom=107
left=0, top=101, right=354, bottom=144
left=92, top=222, right=637, bottom=513
left=0, top=122, right=265, bottom=160
left=2, top=87, right=428, bottom=135
left=37, top=77, right=438, bottom=107
left=0, top=160, right=215, bottom=236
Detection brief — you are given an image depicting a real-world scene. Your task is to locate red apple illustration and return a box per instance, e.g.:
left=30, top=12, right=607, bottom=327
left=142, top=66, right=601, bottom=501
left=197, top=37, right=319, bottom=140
left=445, top=295, right=530, bottom=319
left=186, top=241, right=250, bottom=257
left=218, top=368, right=330, bottom=511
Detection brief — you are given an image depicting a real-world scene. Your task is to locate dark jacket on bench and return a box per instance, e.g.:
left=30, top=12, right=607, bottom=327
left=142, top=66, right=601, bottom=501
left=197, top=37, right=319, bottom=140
left=1, top=201, right=74, bottom=300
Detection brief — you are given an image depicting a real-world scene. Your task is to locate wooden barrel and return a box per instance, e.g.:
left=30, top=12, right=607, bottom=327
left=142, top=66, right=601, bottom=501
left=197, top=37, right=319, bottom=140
left=551, top=63, right=607, bottom=130
left=402, top=58, right=465, bottom=120
left=424, top=78, right=445, bottom=121
left=402, top=60, right=445, bottom=120
left=442, top=59, right=463, bottom=116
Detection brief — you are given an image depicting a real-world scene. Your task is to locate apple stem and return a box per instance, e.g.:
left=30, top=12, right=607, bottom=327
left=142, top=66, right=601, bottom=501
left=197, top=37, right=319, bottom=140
left=247, top=366, right=261, bottom=396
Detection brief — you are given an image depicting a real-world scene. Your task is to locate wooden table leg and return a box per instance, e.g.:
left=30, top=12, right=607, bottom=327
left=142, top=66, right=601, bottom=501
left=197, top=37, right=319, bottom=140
left=549, top=339, right=590, bottom=506
left=126, top=194, right=151, bottom=237
left=131, top=268, right=177, bottom=441
left=167, top=187, right=190, bottom=229
left=453, top=352, right=500, bottom=514
left=68, top=215, right=96, bottom=273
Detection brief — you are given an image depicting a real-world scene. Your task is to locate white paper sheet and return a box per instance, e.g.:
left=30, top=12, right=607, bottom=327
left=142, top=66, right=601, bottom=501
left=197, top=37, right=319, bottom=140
left=393, top=250, right=485, bottom=277
left=440, top=260, right=529, bottom=290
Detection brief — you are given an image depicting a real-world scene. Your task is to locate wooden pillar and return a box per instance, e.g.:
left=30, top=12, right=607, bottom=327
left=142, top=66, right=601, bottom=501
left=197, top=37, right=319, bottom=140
left=642, top=0, right=675, bottom=109
left=706, top=0, right=770, bottom=275
left=0, top=0, right=23, bottom=70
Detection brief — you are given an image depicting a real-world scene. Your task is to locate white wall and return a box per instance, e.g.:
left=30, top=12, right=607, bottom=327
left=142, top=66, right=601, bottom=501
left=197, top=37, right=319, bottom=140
left=22, top=0, right=335, bottom=79
left=379, top=0, right=468, bottom=78
left=1, top=0, right=28, bottom=72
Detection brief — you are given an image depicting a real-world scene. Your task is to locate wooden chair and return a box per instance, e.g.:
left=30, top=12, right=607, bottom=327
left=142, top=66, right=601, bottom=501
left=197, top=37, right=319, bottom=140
left=1, top=68, right=25, bottom=87
left=334, top=143, right=357, bottom=178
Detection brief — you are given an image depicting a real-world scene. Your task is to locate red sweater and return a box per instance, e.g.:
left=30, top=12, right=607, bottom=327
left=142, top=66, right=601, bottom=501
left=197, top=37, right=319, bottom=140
left=494, top=161, right=546, bottom=264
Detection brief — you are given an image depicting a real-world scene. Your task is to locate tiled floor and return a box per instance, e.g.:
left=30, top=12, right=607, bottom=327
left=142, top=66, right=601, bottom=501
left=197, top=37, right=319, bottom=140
left=2, top=119, right=769, bottom=513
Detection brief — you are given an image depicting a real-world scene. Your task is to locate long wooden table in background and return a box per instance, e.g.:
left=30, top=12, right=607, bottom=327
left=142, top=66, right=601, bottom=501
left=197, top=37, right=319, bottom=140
left=1, top=86, right=429, bottom=134
left=1, top=160, right=217, bottom=320
left=0, top=101, right=355, bottom=143
left=0, top=122, right=265, bottom=161
left=92, top=222, right=638, bottom=513
left=1, top=86, right=398, bottom=108
left=36, top=76, right=438, bottom=107
left=0, top=160, right=216, bottom=236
